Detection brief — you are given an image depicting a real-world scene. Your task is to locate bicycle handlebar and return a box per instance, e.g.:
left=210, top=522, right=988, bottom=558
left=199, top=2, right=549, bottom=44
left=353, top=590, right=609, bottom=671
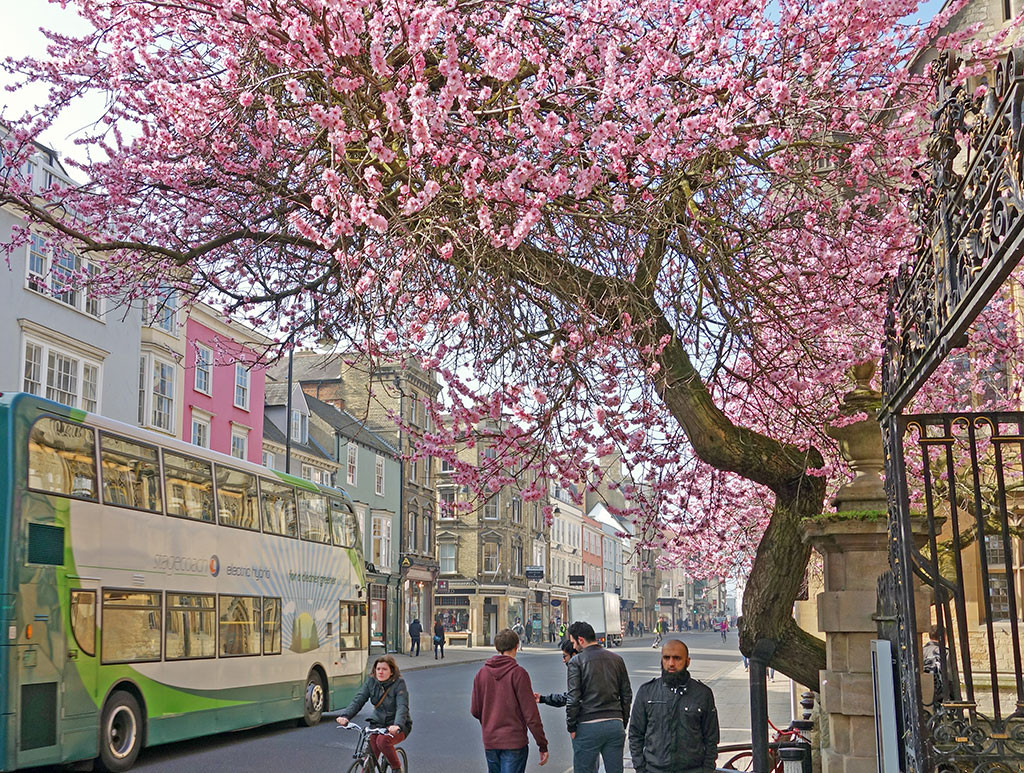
left=336, top=722, right=393, bottom=737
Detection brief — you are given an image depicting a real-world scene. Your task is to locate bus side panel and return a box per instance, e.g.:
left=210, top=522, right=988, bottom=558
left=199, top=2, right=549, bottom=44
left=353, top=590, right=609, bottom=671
left=0, top=397, right=15, bottom=773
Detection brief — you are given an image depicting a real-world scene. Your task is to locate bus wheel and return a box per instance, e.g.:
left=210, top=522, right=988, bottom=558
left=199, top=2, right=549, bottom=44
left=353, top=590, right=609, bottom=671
left=98, top=691, right=143, bottom=772
left=301, top=671, right=326, bottom=726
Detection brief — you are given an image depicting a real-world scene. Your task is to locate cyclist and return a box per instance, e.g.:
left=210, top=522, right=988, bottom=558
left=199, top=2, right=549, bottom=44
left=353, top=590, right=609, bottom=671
left=336, top=656, right=412, bottom=772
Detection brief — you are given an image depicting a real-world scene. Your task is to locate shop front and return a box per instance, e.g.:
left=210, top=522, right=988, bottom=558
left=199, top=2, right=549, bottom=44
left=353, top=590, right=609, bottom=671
left=525, top=588, right=550, bottom=643
left=620, top=598, right=637, bottom=634
left=549, top=594, right=568, bottom=638
left=655, top=597, right=681, bottom=630
left=367, top=572, right=402, bottom=653
left=401, top=554, right=438, bottom=651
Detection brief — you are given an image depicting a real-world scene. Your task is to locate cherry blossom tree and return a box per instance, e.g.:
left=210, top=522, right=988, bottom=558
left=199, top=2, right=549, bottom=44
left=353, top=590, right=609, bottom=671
left=0, top=0, right=1009, bottom=686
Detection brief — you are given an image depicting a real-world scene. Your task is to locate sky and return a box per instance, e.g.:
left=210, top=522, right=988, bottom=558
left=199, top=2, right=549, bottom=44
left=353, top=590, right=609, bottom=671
left=0, top=0, right=950, bottom=168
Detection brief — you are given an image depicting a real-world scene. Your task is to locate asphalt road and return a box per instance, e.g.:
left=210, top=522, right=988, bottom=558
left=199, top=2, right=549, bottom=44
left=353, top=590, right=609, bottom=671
left=47, top=632, right=793, bottom=772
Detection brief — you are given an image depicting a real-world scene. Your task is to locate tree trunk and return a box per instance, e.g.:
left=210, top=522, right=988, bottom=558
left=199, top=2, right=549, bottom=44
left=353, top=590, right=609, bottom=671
left=739, top=484, right=827, bottom=690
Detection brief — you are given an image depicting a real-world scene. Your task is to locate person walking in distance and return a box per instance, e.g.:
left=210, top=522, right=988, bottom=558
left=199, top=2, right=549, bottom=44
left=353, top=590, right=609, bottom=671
left=471, top=628, right=550, bottom=772
left=433, top=618, right=446, bottom=660
left=629, top=639, right=719, bottom=773
left=408, top=618, right=422, bottom=657
left=652, top=618, right=665, bottom=648
left=565, top=621, right=632, bottom=773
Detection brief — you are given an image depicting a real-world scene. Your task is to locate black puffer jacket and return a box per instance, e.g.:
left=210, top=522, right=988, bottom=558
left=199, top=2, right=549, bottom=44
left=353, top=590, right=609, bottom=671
left=565, top=644, right=632, bottom=733
left=340, top=675, right=412, bottom=736
left=628, top=670, right=718, bottom=773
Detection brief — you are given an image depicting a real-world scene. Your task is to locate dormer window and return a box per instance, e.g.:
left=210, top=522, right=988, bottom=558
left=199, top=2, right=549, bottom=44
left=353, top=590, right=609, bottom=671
left=290, top=409, right=307, bottom=444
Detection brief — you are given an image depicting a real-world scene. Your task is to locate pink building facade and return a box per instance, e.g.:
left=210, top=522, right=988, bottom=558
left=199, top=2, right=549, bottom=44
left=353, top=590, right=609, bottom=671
left=181, top=311, right=268, bottom=465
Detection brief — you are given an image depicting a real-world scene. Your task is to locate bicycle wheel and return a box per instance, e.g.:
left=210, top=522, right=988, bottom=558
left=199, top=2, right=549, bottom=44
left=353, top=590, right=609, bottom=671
left=396, top=747, right=409, bottom=772
left=346, top=757, right=370, bottom=773
left=721, top=751, right=754, bottom=771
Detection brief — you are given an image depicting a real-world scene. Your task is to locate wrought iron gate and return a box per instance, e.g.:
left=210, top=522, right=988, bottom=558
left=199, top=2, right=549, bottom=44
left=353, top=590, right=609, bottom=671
left=881, top=50, right=1024, bottom=772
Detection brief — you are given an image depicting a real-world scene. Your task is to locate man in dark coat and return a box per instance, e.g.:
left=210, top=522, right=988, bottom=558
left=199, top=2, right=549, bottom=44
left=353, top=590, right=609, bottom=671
left=408, top=618, right=422, bottom=656
left=565, top=621, right=632, bottom=773
left=629, top=639, right=719, bottom=773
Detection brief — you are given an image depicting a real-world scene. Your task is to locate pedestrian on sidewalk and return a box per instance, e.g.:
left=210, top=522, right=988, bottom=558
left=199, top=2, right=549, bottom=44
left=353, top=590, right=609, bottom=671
left=534, top=640, right=578, bottom=708
left=408, top=618, right=422, bottom=657
left=470, top=628, right=550, bottom=773
left=549, top=619, right=558, bottom=643
left=629, top=639, right=719, bottom=773
left=565, top=621, right=632, bottom=773
left=433, top=619, right=446, bottom=660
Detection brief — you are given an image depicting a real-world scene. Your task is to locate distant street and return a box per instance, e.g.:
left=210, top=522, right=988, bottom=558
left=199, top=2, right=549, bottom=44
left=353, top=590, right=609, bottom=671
left=117, top=631, right=791, bottom=773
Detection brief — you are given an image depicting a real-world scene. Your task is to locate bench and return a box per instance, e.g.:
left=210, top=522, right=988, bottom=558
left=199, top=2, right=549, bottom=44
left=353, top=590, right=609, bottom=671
left=446, top=631, right=472, bottom=647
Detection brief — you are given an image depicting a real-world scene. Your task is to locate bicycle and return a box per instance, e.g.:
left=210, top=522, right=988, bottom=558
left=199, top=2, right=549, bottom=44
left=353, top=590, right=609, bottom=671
left=719, top=718, right=810, bottom=772
left=338, top=722, right=409, bottom=773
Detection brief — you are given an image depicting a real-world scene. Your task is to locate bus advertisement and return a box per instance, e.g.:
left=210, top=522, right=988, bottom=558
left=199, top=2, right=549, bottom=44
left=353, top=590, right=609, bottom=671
left=0, top=392, right=369, bottom=771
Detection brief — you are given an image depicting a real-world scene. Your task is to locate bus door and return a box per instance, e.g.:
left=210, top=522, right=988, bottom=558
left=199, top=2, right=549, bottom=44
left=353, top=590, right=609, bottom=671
left=13, top=570, right=64, bottom=769
left=62, top=586, right=100, bottom=745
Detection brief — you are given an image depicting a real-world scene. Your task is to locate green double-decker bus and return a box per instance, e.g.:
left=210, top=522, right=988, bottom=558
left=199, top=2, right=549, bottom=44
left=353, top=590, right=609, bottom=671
left=0, top=392, right=369, bottom=771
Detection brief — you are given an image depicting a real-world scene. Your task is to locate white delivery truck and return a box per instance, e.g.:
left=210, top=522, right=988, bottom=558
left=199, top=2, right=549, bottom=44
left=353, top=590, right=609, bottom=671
left=567, top=592, right=624, bottom=647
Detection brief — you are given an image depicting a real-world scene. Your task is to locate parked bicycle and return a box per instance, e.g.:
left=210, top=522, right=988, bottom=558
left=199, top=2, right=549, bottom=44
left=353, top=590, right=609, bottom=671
left=718, top=718, right=810, bottom=772
left=338, top=723, right=409, bottom=773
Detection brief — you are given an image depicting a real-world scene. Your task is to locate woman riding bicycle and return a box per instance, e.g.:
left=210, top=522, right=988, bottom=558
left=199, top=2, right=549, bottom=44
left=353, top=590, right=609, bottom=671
left=336, top=656, right=411, bottom=772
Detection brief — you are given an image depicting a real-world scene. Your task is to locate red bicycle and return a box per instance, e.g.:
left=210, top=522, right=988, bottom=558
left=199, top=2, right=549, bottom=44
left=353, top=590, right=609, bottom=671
left=719, top=718, right=810, bottom=772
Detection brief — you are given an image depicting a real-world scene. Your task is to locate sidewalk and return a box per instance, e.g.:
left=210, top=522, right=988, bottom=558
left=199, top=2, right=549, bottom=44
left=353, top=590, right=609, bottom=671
left=394, top=637, right=564, bottom=672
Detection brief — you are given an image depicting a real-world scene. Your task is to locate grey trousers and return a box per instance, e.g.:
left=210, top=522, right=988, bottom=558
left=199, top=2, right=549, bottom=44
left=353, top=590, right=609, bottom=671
left=572, top=719, right=625, bottom=773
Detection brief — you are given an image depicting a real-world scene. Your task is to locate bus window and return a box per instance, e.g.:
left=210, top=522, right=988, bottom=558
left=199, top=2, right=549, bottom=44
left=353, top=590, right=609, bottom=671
left=339, top=601, right=364, bottom=651
left=219, top=596, right=261, bottom=656
left=164, top=452, right=214, bottom=523
left=99, top=433, right=162, bottom=513
left=330, top=500, right=359, bottom=548
left=28, top=417, right=97, bottom=500
left=297, top=490, right=330, bottom=544
left=263, top=597, right=282, bottom=655
left=260, top=479, right=297, bottom=538
left=166, top=593, right=216, bottom=660
left=70, top=589, right=96, bottom=657
left=101, top=590, right=162, bottom=663
left=216, top=466, right=259, bottom=530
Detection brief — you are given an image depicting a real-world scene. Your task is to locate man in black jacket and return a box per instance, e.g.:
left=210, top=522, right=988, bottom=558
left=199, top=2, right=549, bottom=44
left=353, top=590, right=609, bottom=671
left=629, top=639, right=719, bottom=773
left=565, top=621, right=632, bottom=773
left=408, top=618, right=422, bottom=656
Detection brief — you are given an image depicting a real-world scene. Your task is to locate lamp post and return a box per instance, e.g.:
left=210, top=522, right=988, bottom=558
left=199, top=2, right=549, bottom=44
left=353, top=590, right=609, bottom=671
left=284, top=331, right=295, bottom=474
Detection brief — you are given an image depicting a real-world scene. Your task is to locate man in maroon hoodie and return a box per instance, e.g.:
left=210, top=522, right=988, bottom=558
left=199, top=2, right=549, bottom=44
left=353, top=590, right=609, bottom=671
left=471, top=628, right=550, bottom=772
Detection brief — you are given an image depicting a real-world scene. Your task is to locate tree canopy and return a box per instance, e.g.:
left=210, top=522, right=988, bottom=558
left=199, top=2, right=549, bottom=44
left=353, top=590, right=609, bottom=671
left=1, top=0, right=1011, bottom=685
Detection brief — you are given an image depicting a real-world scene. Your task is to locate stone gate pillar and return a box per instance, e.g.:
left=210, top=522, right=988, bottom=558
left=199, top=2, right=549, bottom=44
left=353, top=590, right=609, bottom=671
left=801, top=363, right=929, bottom=773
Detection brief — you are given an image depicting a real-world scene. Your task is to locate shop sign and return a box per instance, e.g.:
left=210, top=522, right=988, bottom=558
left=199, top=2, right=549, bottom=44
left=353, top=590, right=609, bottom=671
left=550, top=599, right=561, bottom=607
left=437, top=580, right=449, bottom=592
left=525, top=566, right=544, bottom=581
left=569, top=574, right=585, bottom=587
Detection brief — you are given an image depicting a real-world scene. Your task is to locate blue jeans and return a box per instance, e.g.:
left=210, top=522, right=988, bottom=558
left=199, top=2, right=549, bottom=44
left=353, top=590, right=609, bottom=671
left=484, top=746, right=528, bottom=773
left=573, top=720, right=625, bottom=773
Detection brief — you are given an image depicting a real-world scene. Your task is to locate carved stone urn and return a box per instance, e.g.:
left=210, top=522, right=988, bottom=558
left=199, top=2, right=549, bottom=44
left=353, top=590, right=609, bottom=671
left=826, top=361, right=886, bottom=512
